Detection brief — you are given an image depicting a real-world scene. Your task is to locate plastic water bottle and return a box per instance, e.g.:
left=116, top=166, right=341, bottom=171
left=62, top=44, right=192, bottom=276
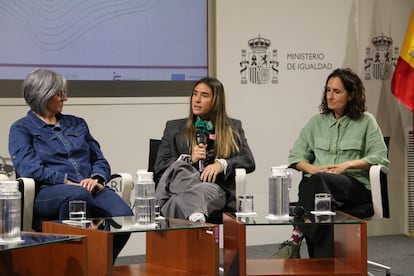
left=0, top=180, right=21, bottom=243
left=268, top=166, right=291, bottom=219
left=135, top=170, right=156, bottom=226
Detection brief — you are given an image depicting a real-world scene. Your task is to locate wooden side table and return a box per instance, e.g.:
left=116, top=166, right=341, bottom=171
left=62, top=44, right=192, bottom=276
left=43, top=217, right=219, bottom=276
left=0, top=232, right=87, bottom=276
left=223, top=211, right=367, bottom=276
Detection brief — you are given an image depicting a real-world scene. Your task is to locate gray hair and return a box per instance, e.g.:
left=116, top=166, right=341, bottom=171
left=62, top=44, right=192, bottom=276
left=22, top=68, right=67, bottom=115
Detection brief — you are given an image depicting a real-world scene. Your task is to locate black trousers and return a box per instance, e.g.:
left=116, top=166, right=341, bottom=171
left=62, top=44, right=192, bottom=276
left=297, top=173, right=372, bottom=258
left=113, top=233, right=131, bottom=263
left=97, top=219, right=131, bottom=264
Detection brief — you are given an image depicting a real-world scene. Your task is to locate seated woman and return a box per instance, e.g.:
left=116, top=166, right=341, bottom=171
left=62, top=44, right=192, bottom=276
left=272, top=68, right=389, bottom=258
left=8, top=68, right=133, bottom=262
left=154, top=77, right=255, bottom=222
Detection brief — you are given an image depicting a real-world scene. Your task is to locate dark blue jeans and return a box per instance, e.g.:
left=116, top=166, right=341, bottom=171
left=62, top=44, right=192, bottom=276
left=35, top=184, right=133, bottom=219
left=35, top=184, right=133, bottom=262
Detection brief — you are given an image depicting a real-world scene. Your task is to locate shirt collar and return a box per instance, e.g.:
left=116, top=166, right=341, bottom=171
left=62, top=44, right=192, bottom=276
left=27, top=110, right=65, bottom=129
left=327, top=112, right=351, bottom=128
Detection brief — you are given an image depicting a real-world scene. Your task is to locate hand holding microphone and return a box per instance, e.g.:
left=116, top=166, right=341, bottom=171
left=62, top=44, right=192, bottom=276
left=196, top=129, right=206, bottom=172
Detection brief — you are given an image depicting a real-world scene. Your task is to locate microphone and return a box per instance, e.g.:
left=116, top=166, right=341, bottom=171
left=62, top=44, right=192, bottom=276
left=196, top=129, right=205, bottom=172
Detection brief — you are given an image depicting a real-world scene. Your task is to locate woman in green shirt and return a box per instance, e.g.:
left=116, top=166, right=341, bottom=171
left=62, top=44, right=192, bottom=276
left=272, top=68, right=389, bottom=259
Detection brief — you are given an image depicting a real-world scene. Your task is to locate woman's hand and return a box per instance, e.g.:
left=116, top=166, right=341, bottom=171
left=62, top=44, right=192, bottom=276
left=304, top=164, right=346, bottom=174
left=320, top=164, right=347, bottom=174
left=191, top=143, right=207, bottom=164
left=79, top=178, right=104, bottom=192
left=297, top=162, right=344, bottom=175
left=200, top=161, right=223, bottom=183
left=323, top=160, right=370, bottom=174
left=67, top=178, right=104, bottom=192
left=301, top=159, right=370, bottom=175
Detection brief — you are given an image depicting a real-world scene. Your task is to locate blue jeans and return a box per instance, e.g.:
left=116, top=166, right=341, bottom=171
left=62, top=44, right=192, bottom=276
left=35, top=184, right=133, bottom=263
left=35, top=184, right=133, bottom=219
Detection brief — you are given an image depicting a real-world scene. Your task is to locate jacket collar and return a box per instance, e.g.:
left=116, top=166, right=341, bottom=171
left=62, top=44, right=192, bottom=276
left=27, top=111, right=66, bottom=129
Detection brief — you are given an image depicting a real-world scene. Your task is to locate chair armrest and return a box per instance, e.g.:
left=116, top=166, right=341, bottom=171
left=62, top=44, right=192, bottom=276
left=109, top=173, right=134, bottom=207
left=17, top=177, right=36, bottom=231
left=369, top=165, right=390, bottom=219
left=235, top=168, right=246, bottom=199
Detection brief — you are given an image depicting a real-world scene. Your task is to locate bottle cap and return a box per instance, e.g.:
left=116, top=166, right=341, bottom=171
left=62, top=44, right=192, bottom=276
left=136, top=170, right=154, bottom=182
left=270, top=166, right=291, bottom=177
left=0, top=180, right=19, bottom=192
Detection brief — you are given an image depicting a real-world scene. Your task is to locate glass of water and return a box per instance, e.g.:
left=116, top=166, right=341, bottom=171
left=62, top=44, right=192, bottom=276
left=154, top=198, right=161, bottom=219
left=314, top=193, right=331, bottom=212
left=69, top=200, right=86, bottom=221
left=314, top=193, right=332, bottom=222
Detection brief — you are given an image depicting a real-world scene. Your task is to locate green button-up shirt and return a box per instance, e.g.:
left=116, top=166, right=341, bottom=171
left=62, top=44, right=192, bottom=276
left=288, top=112, right=389, bottom=189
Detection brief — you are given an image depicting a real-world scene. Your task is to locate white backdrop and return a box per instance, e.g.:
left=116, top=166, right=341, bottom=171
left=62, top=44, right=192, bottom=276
left=215, top=0, right=413, bottom=241
left=0, top=0, right=413, bottom=256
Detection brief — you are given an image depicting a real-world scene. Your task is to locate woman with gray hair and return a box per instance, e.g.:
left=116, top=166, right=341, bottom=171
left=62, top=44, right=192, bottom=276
left=8, top=68, right=133, bottom=262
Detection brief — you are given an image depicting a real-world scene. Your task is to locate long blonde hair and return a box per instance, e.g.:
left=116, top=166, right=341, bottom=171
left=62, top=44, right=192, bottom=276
left=184, top=77, right=240, bottom=158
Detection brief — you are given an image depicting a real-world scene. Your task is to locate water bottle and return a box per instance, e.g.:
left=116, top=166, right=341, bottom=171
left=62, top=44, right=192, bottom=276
left=268, top=166, right=291, bottom=219
left=135, top=170, right=156, bottom=226
left=0, top=180, right=21, bottom=243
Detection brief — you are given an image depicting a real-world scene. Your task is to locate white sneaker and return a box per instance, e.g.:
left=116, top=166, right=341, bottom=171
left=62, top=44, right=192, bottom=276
left=188, top=212, right=206, bottom=222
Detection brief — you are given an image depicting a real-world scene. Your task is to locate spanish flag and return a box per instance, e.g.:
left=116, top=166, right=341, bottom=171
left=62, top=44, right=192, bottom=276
left=392, top=9, right=414, bottom=112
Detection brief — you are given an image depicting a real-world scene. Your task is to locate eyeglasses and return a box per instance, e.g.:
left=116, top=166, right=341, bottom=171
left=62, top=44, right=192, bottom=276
left=55, top=90, right=67, bottom=100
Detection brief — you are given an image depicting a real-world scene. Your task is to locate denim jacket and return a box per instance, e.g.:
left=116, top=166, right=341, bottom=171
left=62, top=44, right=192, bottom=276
left=9, top=111, right=110, bottom=187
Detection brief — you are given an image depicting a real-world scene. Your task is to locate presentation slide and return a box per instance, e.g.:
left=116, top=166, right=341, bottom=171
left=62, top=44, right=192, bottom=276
left=0, top=0, right=207, bottom=81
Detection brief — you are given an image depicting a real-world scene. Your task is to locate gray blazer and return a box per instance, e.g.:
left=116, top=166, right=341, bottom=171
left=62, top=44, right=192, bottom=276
left=154, top=118, right=255, bottom=210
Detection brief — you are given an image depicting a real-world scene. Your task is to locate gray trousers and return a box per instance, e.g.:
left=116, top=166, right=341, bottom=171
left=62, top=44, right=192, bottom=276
left=155, top=160, right=227, bottom=219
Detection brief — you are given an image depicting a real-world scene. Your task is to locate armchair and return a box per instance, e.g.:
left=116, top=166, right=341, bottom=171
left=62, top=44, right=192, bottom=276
left=367, top=164, right=391, bottom=276
left=366, top=137, right=391, bottom=276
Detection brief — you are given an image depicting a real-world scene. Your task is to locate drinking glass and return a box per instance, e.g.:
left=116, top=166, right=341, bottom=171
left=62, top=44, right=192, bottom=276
left=69, top=200, right=86, bottom=221
left=314, top=193, right=331, bottom=212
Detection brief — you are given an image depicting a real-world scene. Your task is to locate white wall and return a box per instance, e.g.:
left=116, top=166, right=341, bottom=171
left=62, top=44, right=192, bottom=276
left=215, top=0, right=414, bottom=241
left=1, top=0, right=413, bottom=256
